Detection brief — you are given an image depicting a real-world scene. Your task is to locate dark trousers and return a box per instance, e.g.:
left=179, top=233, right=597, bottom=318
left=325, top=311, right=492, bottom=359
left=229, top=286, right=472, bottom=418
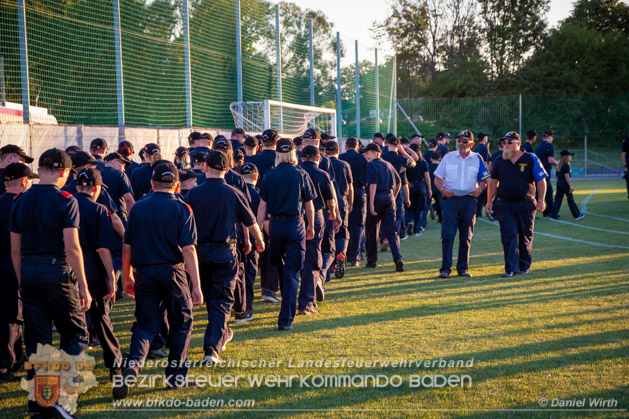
left=233, top=245, right=247, bottom=314
left=299, top=212, right=324, bottom=310
left=543, top=179, right=554, bottom=216
left=244, top=250, right=259, bottom=313
left=551, top=181, right=581, bottom=218
left=347, top=190, right=366, bottom=262
left=476, top=188, right=487, bottom=217
left=334, top=197, right=349, bottom=257
left=88, top=297, right=122, bottom=369
left=431, top=187, right=443, bottom=223
left=395, top=192, right=405, bottom=237
left=149, top=304, right=169, bottom=351
left=127, top=264, right=192, bottom=381
left=409, top=184, right=427, bottom=233
left=269, top=216, right=306, bottom=327
left=321, top=209, right=336, bottom=282
left=440, top=196, right=476, bottom=274
left=259, top=231, right=279, bottom=293
left=366, top=191, right=403, bottom=265
left=198, top=246, right=238, bottom=353
left=495, top=199, right=537, bottom=274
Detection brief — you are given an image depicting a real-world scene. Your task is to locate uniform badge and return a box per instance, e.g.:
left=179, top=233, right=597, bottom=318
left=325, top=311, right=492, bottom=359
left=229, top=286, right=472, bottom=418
left=518, top=163, right=527, bottom=172
left=35, top=375, right=60, bottom=408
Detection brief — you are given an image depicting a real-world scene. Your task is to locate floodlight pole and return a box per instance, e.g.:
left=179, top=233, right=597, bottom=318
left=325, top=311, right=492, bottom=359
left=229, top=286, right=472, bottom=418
left=355, top=41, right=360, bottom=139
left=275, top=5, right=283, bottom=131
left=17, top=0, right=30, bottom=123
left=182, top=0, right=192, bottom=128
left=236, top=0, right=243, bottom=126
left=518, top=94, right=522, bottom=139
left=393, top=55, right=397, bottom=136
left=309, top=19, right=315, bottom=108
left=1, top=56, right=6, bottom=107
left=336, top=32, right=342, bottom=138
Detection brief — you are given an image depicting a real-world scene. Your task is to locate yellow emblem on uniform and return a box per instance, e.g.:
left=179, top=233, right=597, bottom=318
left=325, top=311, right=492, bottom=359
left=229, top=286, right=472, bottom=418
left=519, top=163, right=527, bottom=172
left=35, top=375, right=60, bottom=408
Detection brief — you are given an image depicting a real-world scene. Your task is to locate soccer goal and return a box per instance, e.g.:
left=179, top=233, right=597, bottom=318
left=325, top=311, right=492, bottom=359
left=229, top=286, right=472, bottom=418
left=230, top=100, right=337, bottom=138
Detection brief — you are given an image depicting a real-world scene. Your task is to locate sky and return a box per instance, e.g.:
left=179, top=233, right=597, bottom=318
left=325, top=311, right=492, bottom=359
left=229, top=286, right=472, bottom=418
left=269, top=0, right=581, bottom=55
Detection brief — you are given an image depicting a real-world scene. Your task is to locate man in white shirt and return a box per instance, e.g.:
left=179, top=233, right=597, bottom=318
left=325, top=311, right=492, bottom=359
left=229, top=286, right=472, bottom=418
left=434, top=130, right=490, bottom=278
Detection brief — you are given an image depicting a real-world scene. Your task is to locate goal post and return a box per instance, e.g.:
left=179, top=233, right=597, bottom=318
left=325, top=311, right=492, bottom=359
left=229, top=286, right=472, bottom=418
left=230, top=100, right=337, bottom=138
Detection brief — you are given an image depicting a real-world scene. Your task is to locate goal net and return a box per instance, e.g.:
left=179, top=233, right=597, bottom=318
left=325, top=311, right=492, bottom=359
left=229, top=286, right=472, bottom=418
left=230, top=100, right=337, bottom=138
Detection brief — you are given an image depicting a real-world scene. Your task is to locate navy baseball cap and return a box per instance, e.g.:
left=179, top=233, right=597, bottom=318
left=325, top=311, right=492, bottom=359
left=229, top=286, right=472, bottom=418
left=477, top=131, right=489, bottom=140
left=39, top=148, right=73, bottom=170
left=152, top=161, right=179, bottom=183
left=206, top=150, right=228, bottom=171
left=240, top=163, right=259, bottom=176
left=436, top=132, right=451, bottom=140
left=143, top=143, right=161, bottom=155
left=303, top=128, right=320, bottom=140
left=188, top=131, right=201, bottom=143
left=321, top=132, right=336, bottom=141
left=104, top=152, right=131, bottom=166
left=0, top=144, right=34, bottom=163
left=365, top=143, right=382, bottom=153
left=261, top=129, right=279, bottom=144
left=373, top=132, right=384, bottom=140
left=411, top=133, right=424, bottom=139
left=178, top=169, right=199, bottom=182
left=234, top=148, right=244, bottom=161
left=213, top=138, right=232, bottom=151
left=302, top=145, right=320, bottom=158
left=244, top=136, right=258, bottom=147
left=501, top=131, right=520, bottom=141
left=526, top=130, right=537, bottom=138
left=175, top=146, right=188, bottom=157
left=76, top=168, right=103, bottom=186
left=71, top=151, right=96, bottom=168
left=90, top=138, right=107, bottom=150
left=192, top=152, right=208, bottom=163
left=3, top=163, right=38, bottom=181
left=293, top=136, right=303, bottom=146
left=456, top=130, right=474, bottom=141
left=386, top=136, right=400, bottom=145
left=325, top=141, right=339, bottom=153
left=276, top=138, right=295, bottom=153
left=64, top=145, right=83, bottom=155
left=400, top=137, right=410, bottom=145
left=560, top=149, right=575, bottom=156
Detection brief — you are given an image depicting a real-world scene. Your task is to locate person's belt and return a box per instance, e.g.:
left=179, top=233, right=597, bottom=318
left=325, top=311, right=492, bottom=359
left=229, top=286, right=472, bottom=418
left=22, top=255, right=67, bottom=265
left=353, top=183, right=365, bottom=189
left=198, top=242, right=236, bottom=249
left=497, top=197, right=534, bottom=203
left=136, top=262, right=184, bottom=269
left=376, top=189, right=393, bottom=193
left=270, top=214, right=299, bottom=220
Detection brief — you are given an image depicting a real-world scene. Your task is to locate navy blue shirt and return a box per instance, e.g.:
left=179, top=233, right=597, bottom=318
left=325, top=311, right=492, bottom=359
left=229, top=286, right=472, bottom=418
left=489, top=150, right=502, bottom=165
left=249, top=150, right=276, bottom=183
left=246, top=184, right=260, bottom=215
left=437, top=144, right=449, bottom=157
left=319, top=155, right=336, bottom=180
left=62, top=179, right=118, bottom=215
left=339, top=149, right=368, bottom=188
left=428, top=162, right=440, bottom=191
left=100, top=166, right=134, bottom=217
left=556, top=162, right=571, bottom=181
left=130, top=163, right=153, bottom=200
left=230, top=139, right=243, bottom=151
left=0, top=169, right=5, bottom=195
left=92, top=155, right=106, bottom=172
left=192, top=168, right=206, bottom=185
left=521, top=142, right=535, bottom=153
left=366, top=158, right=401, bottom=192
left=124, top=191, right=197, bottom=266
left=423, top=150, right=435, bottom=162
left=125, top=160, right=141, bottom=179
left=407, top=159, right=428, bottom=183
left=225, top=170, right=251, bottom=201
left=328, top=157, right=353, bottom=198
left=491, top=152, right=548, bottom=201
left=299, top=161, right=334, bottom=211
left=0, top=192, right=16, bottom=257
left=186, top=178, right=255, bottom=246
left=10, top=184, right=80, bottom=257
left=382, top=150, right=414, bottom=186
left=473, top=144, right=489, bottom=162
left=259, top=163, right=317, bottom=216
left=535, top=141, right=555, bottom=172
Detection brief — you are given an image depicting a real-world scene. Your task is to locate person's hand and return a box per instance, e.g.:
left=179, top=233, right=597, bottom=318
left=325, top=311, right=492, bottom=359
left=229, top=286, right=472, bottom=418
left=243, top=236, right=252, bottom=255
left=441, top=188, right=454, bottom=198
left=485, top=202, right=493, bottom=214
left=569, top=187, right=574, bottom=193
left=536, top=200, right=545, bottom=213
left=104, top=277, right=116, bottom=302
left=191, top=286, right=203, bottom=308
left=255, top=238, right=265, bottom=253
left=79, top=288, right=92, bottom=312
left=125, top=277, right=135, bottom=299
left=428, top=189, right=433, bottom=199
left=405, top=199, right=411, bottom=208
left=306, top=225, right=315, bottom=240
left=471, top=187, right=481, bottom=198
left=370, top=206, right=377, bottom=216
left=333, top=215, right=342, bottom=233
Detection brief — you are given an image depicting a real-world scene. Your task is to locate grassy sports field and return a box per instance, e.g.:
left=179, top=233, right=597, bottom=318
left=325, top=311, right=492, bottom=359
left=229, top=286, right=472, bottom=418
left=1, top=180, right=628, bottom=418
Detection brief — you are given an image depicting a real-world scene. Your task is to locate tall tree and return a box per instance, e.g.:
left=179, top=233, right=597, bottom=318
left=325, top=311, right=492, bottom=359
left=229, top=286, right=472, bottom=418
left=564, top=0, right=629, bottom=33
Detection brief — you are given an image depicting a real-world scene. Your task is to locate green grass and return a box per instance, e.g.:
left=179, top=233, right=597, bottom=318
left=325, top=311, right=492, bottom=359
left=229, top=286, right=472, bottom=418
left=2, top=181, right=628, bottom=418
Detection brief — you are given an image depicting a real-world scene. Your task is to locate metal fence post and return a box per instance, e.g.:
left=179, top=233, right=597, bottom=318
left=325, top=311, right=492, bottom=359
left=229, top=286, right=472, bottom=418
left=518, top=94, right=522, bottom=138
left=355, top=41, right=360, bottom=139
left=375, top=48, right=379, bottom=133
left=336, top=32, right=342, bottom=138
left=113, top=0, right=126, bottom=141
left=1, top=56, right=6, bottom=107
left=182, top=0, right=192, bottom=128
left=309, top=19, right=314, bottom=108
left=275, top=5, right=283, bottom=131
left=17, top=0, right=30, bottom=124
left=235, top=0, right=243, bottom=126
left=393, top=56, right=397, bottom=136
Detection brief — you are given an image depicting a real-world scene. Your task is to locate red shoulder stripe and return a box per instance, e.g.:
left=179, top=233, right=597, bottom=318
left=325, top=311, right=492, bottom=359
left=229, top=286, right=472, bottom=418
left=61, top=191, right=73, bottom=199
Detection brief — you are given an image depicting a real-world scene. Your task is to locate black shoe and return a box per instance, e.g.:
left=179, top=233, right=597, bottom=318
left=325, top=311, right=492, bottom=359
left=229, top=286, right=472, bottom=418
left=365, top=263, right=377, bottom=268
left=203, top=346, right=222, bottom=364
left=502, top=272, right=515, bottom=278
left=334, top=254, right=345, bottom=279
left=395, top=260, right=404, bottom=272
left=278, top=324, right=294, bottom=331
left=458, top=271, right=472, bottom=278
left=439, top=271, right=449, bottom=279
left=40, top=404, right=76, bottom=419
left=575, top=214, right=585, bottom=220
left=486, top=211, right=496, bottom=222
left=518, top=269, right=529, bottom=275
left=109, top=368, right=122, bottom=383
left=234, top=311, right=254, bottom=324
left=315, top=279, right=325, bottom=302
left=147, top=348, right=168, bottom=359
left=112, top=366, right=138, bottom=400
left=0, top=371, right=17, bottom=383
left=406, top=222, right=414, bottom=236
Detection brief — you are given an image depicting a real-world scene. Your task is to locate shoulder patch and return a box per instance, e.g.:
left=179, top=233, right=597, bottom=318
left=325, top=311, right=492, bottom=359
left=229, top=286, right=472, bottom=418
left=61, top=191, right=73, bottom=199
left=13, top=193, right=22, bottom=201
left=186, top=203, right=193, bottom=213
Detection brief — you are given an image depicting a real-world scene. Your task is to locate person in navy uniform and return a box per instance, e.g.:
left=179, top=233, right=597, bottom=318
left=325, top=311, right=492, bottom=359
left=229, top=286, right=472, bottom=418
left=324, top=141, right=352, bottom=278
left=10, top=148, right=92, bottom=416
left=89, top=138, right=108, bottom=171
left=406, top=144, right=432, bottom=235
left=250, top=129, right=281, bottom=303
left=257, top=138, right=316, bottom=330
left=191, top=151, right=208, bottom=185
left=0, top=145, right=33, bottom=195
left=436, top=132, right=451, bottom=157
left=238, top=163, right=262, bottom=323
left=433, top=130, right=490, bottom=278
left=550, top=150, right=585, bottom=220
left=486, top=131, right=548, bottom=277
left=185, top=152, right=264, bottom=362
left=114, top=161, right=202, bottom=399
left=534, top=131, right=558, bottom=217
left=473, top=132, right=490, bottom=219
left=382, top=136, right=416, bottom=242
left=243, top=136, right=258, bottom=163
left=0, top=163, right=36, bottom=383
left=130, top=143, right=162, bottom=200
left=299, top=146, right=339, bottom=313
left=230, top=127, right=246, bottom=151
left=74, top=168, right=123, bottom=379
left=521, top=130, right=537, bottom=154
left=174, top=146, right=191, bottom=170
left=188, top=131, right=213, bottom=161
left=339, top=137, right=368, bottom=267
left=622, top=136, right=629, bottom=198
left=117, top=141, right=140, bottom=178
left=427, top=152, right=443, bottom=224
left=363, top=143, right=404, bottom=272
left=178, top=169, right=199, bottom=199
left=102, top=152, right=135, bottom=219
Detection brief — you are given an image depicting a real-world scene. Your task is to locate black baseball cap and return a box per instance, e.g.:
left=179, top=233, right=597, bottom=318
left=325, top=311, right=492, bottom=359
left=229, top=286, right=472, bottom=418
left=325, top=141, right=339, bottom=153
left=276, top=138, right=295, bottom=153
left=526, top=129, right=537, bottom=139
left=244, top=136, right=258, bottom=148
left=188, top=131, right=201, bottom=143
left=400, top=137, right=410, bottom=145
left=240, top=163, right=259, bottom=176
left=386, top=136, right=400, bottom=145
left=71, top=151, right=96, bottom=168
left=411, top=133, right=424, bottom=139
left=179, top=169, right=199, bottom=182
left=104, top=152, right=131, bottom=166
left=234, top=148, right=244, bottom=161
left=261, top=129, right=279, bottom=144
left=213, top=138, right=232, bottom=151
left=3, top=163, right=38, bottom=181
left=321, top=132, right=336, bottom=141
left=232, top=127, right=246, bottom=136
left=64, top=145, right=83, bottom=155
left=542, top=131, right=553, bottom=137
left=0, top=144, right=34, bottom=163
left=436, top=132, right=451, bottom=140
left=560, top=149, right=575, bottom=156
left=192, top=152, right=208, bottom=163
left=76, top=168, right=103, bottom=186
left=501, top=131, right=520, bottom=141
left=293, top=136, right=303, bottom=146
left=152, top=161, right=179, bottom=183
left=373, top=132, right=384, bottom=140
left=206, top=150, right=228, bottom=171
left=477, top=131, right=489, bottom=140
left=175, top=146, right=188, bottom=157
left=302, top=145, right=320, bottom=158
left=456, top=130, right=474, bottom=141
left=365, top=143, right=382, bottom=153
left=431, top=152, right=442, bottom=160
left=39, top=148, right=73, bottom=170
left=90, top=138, right=107, bottom=150
left=143, top=143, right=161, bottom=155
left=303, top=128, right=320, bottom=140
